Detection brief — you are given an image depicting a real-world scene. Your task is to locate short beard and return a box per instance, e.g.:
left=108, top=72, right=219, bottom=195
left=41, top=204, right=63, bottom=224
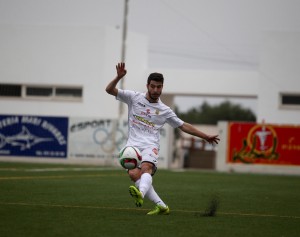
left=149, top=93, right=160, bottom=102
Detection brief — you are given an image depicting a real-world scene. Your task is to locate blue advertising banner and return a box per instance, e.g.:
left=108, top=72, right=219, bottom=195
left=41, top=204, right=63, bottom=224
left=0, top=115, right=68, bottom=158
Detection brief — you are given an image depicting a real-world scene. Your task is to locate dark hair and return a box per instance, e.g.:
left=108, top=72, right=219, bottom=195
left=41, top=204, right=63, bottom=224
left=147, top=72, right=164, bottom=85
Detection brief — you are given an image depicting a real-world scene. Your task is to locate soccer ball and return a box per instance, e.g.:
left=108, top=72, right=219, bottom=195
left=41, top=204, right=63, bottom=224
left=119, top=146, right=142, bottom=170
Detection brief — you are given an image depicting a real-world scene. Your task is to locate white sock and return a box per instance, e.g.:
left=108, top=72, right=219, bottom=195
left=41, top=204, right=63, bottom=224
left=138, top=173, right=152, bottom=198
left=145, top=185, right=167, bottom=207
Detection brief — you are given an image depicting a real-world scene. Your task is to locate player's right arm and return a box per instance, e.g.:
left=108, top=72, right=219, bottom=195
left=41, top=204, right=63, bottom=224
left=105, top=62, right=127, bottom=96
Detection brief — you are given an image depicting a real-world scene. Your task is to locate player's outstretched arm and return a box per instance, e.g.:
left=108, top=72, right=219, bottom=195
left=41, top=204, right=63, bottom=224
left=105, top=62, right=127, bottom=96
left=179, top=122, right=220, bottom=145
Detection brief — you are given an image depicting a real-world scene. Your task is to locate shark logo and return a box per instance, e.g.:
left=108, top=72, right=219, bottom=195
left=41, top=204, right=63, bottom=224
left=0, top=126, right=53, bottom=151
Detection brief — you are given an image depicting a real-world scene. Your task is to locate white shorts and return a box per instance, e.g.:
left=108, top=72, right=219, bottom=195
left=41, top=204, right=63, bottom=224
left=140, top=147, right=159, bottom=167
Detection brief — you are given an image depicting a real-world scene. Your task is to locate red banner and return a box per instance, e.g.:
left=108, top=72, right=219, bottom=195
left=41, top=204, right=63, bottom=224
left=227, top=122, right=300, bottom=165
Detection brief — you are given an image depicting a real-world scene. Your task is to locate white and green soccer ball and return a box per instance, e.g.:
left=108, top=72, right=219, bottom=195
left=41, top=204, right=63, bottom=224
left=119, top=146, right=142, bottom=170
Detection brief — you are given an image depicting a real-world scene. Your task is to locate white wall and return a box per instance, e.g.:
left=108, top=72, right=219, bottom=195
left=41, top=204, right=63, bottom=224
left=148, top=69, right=258, bottom=98
left=257, top=32, right=300, bottom=124
left=0, top=25, right=104, bottom=116
left=101, top=26, right=149, bottom=119
left=0, top=24, right=148, bottom=118
left=0, top=25, right=298, bottom=124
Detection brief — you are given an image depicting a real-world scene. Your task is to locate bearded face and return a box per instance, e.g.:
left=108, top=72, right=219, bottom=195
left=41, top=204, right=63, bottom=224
left=147, top=81, right=163, bottom=102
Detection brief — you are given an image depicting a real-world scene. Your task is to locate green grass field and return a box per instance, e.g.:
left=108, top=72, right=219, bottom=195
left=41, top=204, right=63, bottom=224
left=0, top=161, right=299, bottom=237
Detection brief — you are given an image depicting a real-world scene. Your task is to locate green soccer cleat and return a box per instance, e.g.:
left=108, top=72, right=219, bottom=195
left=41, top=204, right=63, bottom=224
left=129, top=185, right=143, bottom=207
left=147, top=204, right=170, bottom=215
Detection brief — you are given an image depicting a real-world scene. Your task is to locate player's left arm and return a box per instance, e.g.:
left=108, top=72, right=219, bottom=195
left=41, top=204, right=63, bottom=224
left=178, top=122, right=220, bottom=145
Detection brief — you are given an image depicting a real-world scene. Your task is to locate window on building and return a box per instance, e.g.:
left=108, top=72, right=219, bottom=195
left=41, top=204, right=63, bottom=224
left=280, top=93, right=300, bottom=108
left=0, top=84, right=22, bottom=97
left=55, top=87, right=82, bottom=98
left=26, top=86, right=53, bottom=97
left=0, top=83, right=83, bottom=101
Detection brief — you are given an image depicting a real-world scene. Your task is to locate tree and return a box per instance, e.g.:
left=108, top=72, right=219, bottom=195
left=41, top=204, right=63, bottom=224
left=176, top=100, right=256, bottom=125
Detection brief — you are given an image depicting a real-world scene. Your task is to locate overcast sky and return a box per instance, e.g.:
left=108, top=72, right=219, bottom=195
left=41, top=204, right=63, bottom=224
left=1, top=0, right=299, bottom=70
left=1, top=0, right=299, bottom=113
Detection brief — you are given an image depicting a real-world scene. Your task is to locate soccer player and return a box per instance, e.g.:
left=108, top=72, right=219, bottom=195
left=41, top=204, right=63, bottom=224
left=105, top=62, right=220, bottom=215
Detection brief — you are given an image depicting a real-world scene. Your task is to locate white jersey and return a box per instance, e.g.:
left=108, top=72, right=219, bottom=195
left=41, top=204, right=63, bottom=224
left=117, top=89, right=184, bottom=151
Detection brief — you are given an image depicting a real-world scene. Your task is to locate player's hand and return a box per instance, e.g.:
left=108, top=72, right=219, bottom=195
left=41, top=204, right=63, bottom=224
left=205, top=135, right=220, bottom=145
left=116, top=62, right=127, bottom=79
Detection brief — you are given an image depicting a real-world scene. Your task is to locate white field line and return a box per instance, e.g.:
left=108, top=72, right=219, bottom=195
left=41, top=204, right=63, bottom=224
left=0, top=201, right=299, bottom=219
left=0, top=173, right=126, bottom=180
left=0, top=167, right=119, bottom=172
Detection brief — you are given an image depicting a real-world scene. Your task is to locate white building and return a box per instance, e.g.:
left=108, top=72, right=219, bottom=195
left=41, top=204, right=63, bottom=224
left=0, top=24, right=299, bottom=174
left=1, top=25, right=299, bottom=122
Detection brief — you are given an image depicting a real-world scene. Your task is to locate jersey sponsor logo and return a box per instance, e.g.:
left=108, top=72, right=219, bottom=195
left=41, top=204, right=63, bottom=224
left=132, top=122, right=155, bottom=134
left=141, top=108, right=152, bottom=118
left=133, top=115, right=155, bottom=127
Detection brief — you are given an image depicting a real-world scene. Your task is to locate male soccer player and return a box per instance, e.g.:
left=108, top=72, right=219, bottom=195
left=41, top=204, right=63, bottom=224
left=105, top=62, right=220, bottom=215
